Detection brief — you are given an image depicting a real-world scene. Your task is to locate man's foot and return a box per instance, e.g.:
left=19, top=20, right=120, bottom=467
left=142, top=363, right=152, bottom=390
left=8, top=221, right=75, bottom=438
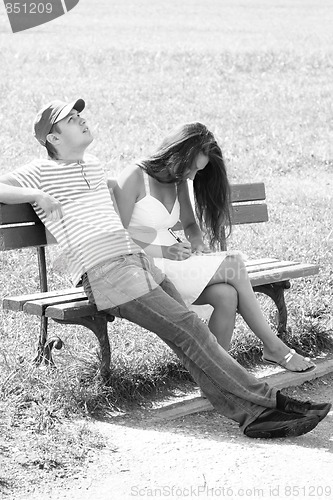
left=262, top=348, right=315, bottom=372
left=276, top=391, right=331, bottom=421
left=244, top=409, right=320, bottom=439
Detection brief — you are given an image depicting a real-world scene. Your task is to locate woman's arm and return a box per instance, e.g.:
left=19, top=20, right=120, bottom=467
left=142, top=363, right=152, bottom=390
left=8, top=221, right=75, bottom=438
left=106, top=177, right=119, bottom=211
left=106, top=177, right=118, bottom=191
left=177, top=181, right=211, bottom=253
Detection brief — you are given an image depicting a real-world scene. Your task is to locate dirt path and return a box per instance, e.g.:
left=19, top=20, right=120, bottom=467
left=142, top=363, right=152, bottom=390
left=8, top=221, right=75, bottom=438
left=14, top=374, right=333, bottom=500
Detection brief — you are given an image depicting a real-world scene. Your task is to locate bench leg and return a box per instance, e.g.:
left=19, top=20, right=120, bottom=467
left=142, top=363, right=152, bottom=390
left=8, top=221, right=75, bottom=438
left=34, top=316, right=48, bottom=365
left=253, top=281, right=291, bottom=335
left=53, top=314, right=114, bottom=380
left=34, top=316, right=63, bottom=367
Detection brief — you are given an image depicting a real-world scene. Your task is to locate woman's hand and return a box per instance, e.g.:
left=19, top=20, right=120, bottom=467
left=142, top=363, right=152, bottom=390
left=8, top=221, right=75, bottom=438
left=164, top=242, right=192, bottom=260
left=190, top=238, right=211, bottom=254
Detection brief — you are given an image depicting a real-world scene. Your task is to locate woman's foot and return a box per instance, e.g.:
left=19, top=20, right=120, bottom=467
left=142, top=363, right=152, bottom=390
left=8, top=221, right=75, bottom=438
left=262, top=346, right=315, bottom=372
left=199, top=389, right=207, bottom=398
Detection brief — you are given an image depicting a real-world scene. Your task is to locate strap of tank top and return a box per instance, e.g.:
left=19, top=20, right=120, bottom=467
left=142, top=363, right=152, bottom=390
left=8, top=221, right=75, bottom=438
left=142, top=170, right=151, bottom=195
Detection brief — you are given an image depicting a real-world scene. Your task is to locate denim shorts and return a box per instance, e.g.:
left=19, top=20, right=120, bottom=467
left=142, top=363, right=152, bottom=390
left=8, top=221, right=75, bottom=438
left=82, top=252, right=165, bottom=311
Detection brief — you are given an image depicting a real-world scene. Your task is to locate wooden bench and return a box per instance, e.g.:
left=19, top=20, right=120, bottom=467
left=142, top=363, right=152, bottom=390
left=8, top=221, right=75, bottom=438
left=0, top=182, right=319, bottom=379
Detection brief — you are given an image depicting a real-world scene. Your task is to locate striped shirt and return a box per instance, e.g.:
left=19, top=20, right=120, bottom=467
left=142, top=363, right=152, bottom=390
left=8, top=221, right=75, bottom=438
left=9, top=154, right=142, bottom=285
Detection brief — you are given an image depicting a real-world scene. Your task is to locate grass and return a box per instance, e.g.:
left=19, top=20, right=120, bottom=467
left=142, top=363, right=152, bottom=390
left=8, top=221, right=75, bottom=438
left=0, top=0, right=332, bottom=494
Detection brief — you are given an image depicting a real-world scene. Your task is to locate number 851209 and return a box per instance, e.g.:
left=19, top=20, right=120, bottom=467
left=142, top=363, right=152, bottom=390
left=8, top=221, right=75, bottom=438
left=5, top=3, right=53, bottom=14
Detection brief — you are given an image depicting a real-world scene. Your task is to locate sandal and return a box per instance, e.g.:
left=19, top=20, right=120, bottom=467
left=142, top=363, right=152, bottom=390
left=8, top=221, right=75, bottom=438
left=199, top=389, right=207, bottom=399
left=262, top=349, right=316, bottom=372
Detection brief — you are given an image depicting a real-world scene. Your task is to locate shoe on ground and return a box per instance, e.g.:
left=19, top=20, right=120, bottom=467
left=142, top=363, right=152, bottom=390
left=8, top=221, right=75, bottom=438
left=276, top=392, right=331, bottom=422
left=244, top=408, right=319, bottom=439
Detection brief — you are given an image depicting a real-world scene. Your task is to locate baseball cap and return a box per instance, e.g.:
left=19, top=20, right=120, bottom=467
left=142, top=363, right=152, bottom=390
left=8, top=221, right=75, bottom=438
left=33, top=98, right=85, bottom=146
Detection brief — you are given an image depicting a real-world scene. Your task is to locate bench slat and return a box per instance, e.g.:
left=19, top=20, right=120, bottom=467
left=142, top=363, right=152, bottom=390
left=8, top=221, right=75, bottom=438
left=247, top=260, right=302, bottom=273
left=45, top=300, right=98, bottom=320
left=231, top=204, right=268, bottom=225
left=3, top=287, right=83, bottom=311
left=231, top=183, right=266, bottom=202
left=0, top=225, right=56, bottom=250
left=0, top=225, right=46, bottom=250
left=0, top=203, right=40, bottom=224
left=170, top=203, right=269, bottom=231
left=245, top=258, right=281, bottom=267
left=24, top=292, right=87, bottom=316
left=249, top=263, right=319, bottom=286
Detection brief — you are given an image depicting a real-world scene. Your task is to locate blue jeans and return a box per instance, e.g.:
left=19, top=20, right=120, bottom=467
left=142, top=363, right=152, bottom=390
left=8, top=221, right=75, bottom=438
left=82, top=253, right=278, bottom=431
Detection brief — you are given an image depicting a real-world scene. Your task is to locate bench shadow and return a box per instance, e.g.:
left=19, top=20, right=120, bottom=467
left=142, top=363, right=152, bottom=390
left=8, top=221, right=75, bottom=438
left=92, top=389, right=333, bottom=453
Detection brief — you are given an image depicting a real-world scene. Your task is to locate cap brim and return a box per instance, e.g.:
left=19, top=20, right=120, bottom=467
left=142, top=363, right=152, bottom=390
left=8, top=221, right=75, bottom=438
left=54, top=98, right=85, bottom=124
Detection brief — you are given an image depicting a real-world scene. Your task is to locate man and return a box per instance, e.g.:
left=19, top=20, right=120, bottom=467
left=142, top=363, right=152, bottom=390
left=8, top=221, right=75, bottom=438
left=0, top=98, right=330, bottom=439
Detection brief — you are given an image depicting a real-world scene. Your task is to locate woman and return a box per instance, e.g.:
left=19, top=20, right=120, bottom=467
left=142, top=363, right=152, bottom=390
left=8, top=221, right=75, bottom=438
left=113, top=122, right=315, bottom=372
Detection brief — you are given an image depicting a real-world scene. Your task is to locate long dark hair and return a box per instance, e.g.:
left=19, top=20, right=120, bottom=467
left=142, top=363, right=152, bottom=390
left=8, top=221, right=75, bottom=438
left=139, top=122, right=231, bottom=248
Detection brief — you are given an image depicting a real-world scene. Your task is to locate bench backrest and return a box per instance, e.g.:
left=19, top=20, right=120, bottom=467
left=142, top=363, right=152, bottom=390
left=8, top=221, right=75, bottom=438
left=228, top=182, right=268, bottom=225
left=171, top=182, right=268, bottom=249
left=0, top=182, right=268, bottom=252
left=0, top=203, right=56, bottom=251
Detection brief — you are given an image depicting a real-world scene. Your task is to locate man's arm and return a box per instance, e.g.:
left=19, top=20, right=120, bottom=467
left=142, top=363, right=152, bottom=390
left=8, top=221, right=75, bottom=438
left=0, top=176, right=40, bottom=203
left=0, top=176, right=62, bottom=222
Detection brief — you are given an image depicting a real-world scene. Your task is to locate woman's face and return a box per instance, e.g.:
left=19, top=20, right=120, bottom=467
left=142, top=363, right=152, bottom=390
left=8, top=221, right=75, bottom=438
left=184, top=151, right=209, bottom=180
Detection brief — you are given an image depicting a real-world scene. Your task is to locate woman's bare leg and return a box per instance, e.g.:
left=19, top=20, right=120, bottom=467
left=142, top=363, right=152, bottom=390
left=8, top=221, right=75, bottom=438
left=193, top=283, right=238, bottom=350
left=206, top=255, right=314, bottom=371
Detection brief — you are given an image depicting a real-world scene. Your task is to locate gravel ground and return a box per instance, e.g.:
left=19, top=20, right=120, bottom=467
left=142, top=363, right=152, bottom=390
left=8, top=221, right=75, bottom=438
left=12, top=373, right=333, bottom=500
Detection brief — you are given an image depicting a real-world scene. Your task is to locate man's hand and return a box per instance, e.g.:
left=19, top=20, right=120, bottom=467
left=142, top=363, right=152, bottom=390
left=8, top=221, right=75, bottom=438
left=164, top=242, right=192, bottom=260
left=35, top=191, right=62, bottom=222
left=0, top=182, right=62, bottom=222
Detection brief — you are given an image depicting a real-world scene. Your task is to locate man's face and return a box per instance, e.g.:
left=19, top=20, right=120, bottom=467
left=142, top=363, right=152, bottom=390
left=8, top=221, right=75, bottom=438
left=54, top=108, right=93, bottom=149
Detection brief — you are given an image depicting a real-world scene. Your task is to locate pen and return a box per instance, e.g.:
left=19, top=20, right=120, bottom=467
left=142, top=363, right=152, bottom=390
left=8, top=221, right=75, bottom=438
left=168, top=228, right=183, bottom=243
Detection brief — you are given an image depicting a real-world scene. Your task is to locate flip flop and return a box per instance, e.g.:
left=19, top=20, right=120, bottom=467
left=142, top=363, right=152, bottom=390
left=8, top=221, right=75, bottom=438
left=262, top=348, right=316, bottom=372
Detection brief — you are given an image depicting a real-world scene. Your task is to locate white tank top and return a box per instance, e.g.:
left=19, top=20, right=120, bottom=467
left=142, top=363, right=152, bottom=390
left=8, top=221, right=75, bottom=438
left=128, top=170, right=181, bottom=246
